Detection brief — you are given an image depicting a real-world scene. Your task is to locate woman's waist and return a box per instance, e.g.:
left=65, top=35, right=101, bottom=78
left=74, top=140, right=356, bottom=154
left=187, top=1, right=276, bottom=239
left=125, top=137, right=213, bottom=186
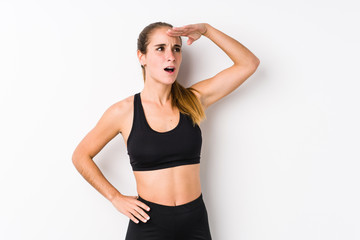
left=134, top=165, right=201, bottom=206
left=137, top=192, right=204, bottom=212
left=137, top=185, right=202, bottom=206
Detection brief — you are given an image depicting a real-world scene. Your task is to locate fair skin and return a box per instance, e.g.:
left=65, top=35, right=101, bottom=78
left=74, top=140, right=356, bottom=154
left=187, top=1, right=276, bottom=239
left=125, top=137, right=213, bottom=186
left=72, top=23, right=260, bottom=224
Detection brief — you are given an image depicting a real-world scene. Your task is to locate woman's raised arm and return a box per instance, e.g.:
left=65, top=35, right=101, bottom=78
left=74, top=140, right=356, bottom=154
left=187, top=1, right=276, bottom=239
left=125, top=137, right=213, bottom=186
left=167, top=23, right=260, bottom=110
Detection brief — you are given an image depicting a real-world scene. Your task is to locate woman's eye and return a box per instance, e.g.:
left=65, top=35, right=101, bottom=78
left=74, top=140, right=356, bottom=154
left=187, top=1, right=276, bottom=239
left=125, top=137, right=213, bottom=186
left=174, top=48, right=181, bottom=52
left=156, top=47, right=164, bottom=51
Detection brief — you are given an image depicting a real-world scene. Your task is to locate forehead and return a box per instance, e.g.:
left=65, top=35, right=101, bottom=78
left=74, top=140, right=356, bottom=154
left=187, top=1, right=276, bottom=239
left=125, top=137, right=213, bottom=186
left=148, top=27, right=182, bottom=46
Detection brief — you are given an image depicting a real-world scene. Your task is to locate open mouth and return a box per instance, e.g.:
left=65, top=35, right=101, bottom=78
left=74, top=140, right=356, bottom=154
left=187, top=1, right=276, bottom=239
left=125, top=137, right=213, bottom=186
left=164, top=67, right=175, bottom=73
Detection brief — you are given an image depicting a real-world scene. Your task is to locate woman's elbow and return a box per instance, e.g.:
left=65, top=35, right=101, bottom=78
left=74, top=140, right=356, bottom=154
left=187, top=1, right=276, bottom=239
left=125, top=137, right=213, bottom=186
left=72, top=149, right=80, bottom=167
left=251, top=57, right=260, bottom=68
left=72, top=147, right=86, bottom=167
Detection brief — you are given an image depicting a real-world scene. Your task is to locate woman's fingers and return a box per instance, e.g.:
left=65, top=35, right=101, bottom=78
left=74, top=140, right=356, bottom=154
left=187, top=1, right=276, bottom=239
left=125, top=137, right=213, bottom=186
left=128, top=212, right=140, bottom=224
left=131, top=206, right=151, bottom=223
left=134, top=200, right=151, bottom=222
left=111, top=194, right=151, bottom=224
left=167, top=24, right=206, bottom=45
left=187, top=38, right=195, bottom=45
left=168, top=25, right=195, bottom=36
left=130, top=199, right=151, bottom=223
left=167, top=29, right=186, bottom=36
left=137, top=200, right=151, bottom=212
left=174, top=24, right=205, bottom=34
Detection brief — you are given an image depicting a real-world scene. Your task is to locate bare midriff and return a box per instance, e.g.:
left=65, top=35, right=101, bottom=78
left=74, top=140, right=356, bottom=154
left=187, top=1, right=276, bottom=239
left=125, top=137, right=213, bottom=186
left=133, top=163, right=202, bottom=206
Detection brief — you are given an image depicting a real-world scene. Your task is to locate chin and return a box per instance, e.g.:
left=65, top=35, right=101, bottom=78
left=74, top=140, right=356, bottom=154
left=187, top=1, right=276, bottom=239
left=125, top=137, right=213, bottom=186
left=164, top=79, right=177, bottom=85
left=149, top=73, right=178, bottom=85
left=158, top=76, right=178, bottom=85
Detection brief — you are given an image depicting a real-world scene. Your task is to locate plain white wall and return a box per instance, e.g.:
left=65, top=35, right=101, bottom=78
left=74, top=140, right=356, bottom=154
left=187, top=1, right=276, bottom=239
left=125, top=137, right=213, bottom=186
left=1, top=0, right=359, bottom=239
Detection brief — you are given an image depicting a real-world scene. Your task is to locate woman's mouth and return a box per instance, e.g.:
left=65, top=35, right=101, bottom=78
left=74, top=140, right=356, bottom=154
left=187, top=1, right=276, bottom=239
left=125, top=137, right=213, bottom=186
left=164, top=67, right=175, bottom=74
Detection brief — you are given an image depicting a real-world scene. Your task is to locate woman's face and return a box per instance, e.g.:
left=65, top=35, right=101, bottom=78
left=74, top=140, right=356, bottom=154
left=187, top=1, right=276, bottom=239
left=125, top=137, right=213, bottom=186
left=139, top=27, right=182, bottom=85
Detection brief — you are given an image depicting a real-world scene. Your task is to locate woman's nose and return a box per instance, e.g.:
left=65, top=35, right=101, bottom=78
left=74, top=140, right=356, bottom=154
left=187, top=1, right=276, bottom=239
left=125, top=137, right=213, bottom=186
left=166, top=50, right=175, bottom=61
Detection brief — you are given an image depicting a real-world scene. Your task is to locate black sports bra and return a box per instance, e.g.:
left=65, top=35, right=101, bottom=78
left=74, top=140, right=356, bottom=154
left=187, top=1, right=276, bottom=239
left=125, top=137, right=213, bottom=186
left=127, top=92, right=202, bottom=171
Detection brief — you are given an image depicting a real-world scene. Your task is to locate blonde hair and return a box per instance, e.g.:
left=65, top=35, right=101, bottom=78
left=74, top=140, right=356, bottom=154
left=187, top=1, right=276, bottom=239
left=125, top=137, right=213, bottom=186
left=137, top=22, right=206, bottom=126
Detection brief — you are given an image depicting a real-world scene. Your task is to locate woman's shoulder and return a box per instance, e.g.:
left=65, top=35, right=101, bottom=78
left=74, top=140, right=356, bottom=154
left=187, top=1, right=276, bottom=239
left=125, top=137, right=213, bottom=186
left=102, top=93, right=135, bottom=133
left=107, top=93, right=135, bottom=117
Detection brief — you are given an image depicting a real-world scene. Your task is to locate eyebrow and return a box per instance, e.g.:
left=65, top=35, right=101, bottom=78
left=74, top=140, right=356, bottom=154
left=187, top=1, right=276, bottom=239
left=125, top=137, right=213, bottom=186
left=154, top=43, right=182, bottom=48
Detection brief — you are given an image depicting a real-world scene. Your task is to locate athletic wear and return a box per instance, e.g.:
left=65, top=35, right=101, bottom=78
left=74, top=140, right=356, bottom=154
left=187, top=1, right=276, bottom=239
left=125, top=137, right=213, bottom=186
left=125, top=193, right=212, bottom=240
left=125, top=93, right=211, bottom=239
left=127, top=92, right=202, bottom=171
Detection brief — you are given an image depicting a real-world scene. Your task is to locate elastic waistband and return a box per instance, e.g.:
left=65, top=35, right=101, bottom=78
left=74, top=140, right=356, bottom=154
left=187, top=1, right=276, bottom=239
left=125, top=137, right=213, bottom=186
left=137, top=193, right=204, bottom=214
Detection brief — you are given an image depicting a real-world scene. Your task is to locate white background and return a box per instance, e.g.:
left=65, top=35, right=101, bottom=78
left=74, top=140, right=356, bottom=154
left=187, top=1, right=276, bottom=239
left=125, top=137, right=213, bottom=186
left=1, top=0, right=359, bottom=239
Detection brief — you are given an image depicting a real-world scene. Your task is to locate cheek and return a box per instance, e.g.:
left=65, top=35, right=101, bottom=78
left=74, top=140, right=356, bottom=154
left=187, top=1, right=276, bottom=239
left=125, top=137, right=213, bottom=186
left=147, top=55, right=163, bottom=67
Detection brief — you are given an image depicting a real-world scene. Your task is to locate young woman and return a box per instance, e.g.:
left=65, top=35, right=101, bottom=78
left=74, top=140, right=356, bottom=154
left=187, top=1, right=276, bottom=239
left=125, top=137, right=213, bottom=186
left=72, top=22, right=260, bottom=240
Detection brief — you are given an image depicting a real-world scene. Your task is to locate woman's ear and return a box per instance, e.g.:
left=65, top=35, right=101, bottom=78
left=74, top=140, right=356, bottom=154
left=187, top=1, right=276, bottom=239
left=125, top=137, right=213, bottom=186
left=137, top=50, right=146, bottom=67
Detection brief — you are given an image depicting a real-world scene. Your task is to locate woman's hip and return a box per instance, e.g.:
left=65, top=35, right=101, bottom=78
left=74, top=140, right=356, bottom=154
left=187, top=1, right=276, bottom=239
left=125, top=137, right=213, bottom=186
left=125, top=193, right=212, bottom=240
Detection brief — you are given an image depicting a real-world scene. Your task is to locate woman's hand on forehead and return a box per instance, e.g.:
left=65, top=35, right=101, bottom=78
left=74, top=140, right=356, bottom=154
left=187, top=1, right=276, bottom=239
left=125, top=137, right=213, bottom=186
left=167, top=23, right=208, bottom=45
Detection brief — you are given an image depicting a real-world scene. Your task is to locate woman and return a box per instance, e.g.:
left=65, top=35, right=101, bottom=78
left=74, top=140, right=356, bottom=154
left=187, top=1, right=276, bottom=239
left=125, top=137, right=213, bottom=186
left=72, top=22, right=260, bottom=239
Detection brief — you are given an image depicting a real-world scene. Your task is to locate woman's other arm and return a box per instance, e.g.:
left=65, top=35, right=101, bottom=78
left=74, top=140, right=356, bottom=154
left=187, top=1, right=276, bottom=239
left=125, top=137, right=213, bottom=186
left=72, top=100, right=150, bottom=224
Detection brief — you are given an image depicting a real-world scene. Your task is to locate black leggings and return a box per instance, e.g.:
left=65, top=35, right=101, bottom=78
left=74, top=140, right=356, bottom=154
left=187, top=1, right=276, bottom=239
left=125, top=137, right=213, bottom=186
left=125, top=193, right=212, bottom=240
